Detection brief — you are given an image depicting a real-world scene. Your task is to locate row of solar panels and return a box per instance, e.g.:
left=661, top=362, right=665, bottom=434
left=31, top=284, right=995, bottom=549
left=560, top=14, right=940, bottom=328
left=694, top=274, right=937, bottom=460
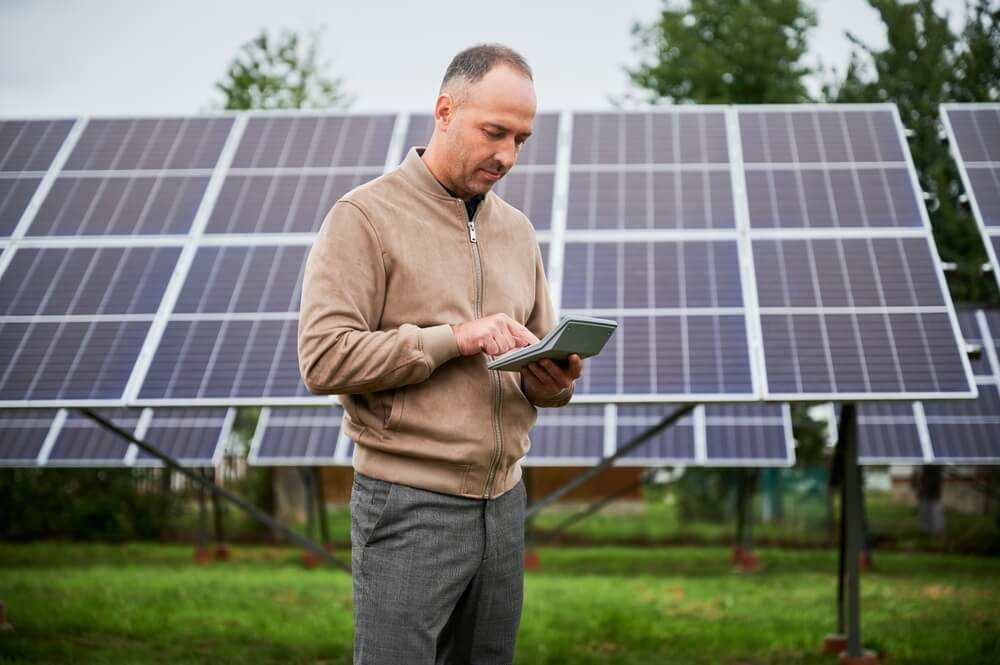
left=0, top=104, right=991, bottom=407
left=2, top=303, right=995, bottom=468
left=0, top=403, right=792, bottom=468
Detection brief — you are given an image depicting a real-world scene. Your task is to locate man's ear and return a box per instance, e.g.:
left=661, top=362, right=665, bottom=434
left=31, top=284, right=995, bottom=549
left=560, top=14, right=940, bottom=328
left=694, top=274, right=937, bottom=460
left=434, top=93, right=456, bottom=131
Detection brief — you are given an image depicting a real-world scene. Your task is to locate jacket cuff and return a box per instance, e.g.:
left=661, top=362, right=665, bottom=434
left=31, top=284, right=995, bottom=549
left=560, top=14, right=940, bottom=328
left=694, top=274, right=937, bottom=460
left=421, top=323, right=461, bottom=370
left=528, top=382, right=575, bottom=408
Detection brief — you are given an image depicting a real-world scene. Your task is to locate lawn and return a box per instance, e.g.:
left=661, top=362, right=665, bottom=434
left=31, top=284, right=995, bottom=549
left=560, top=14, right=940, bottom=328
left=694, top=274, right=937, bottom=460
left=0, top=543, right=998, bottom=664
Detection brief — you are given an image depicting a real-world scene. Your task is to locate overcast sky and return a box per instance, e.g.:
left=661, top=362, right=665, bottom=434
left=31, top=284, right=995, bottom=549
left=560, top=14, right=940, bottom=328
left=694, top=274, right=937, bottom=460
left=0, top=0, right=970, bottom=118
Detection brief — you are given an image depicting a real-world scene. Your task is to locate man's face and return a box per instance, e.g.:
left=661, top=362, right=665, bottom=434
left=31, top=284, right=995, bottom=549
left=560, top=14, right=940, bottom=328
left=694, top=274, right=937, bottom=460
left=436, top=65, right=537, bottom=200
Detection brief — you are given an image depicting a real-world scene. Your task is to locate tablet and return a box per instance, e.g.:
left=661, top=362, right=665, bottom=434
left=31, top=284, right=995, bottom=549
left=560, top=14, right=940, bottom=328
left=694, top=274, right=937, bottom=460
left=486, top=315, right=618, bottom=372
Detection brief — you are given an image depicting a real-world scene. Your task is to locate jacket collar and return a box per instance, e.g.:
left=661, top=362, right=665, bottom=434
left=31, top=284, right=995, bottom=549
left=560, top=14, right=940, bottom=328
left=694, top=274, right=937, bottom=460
left=400, top=147, right=492, bottom=215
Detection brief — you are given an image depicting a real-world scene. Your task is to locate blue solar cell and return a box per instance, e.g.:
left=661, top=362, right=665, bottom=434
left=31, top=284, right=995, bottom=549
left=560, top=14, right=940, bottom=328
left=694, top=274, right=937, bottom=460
left=0, top=120, right=74, bottom=172
left=753, top=237, right=943, bottom=308
left=139, top=319, right=304, bottom=399
left=64, top=118, right=233, bottom=171
left=945, top=108, right=1000, bottom=163
left=761, top=312, right=970, bottom=396
left=205, top=172, right=373, bottom=234
left=572, top=112, right=729, bottom=164
left=525, top=404, right=605, bottom=463
left=27, top=175, right=209, bottom=236
left=616, top=405, right=696, bottom=463
left=0, top=177, right=43, bottom=237
left=562, top=240, right=743, bottom=309
left=0, top=410, right=55, bottom=464
left=0, top=321, right=149, bottom=402
left=134, top=408, right=230, bottom=465
left=251, top=406, right=345, bottom=464
left=0, top=246, right=180, bottom=316
left=577, top=315, right=752, bottom=396
left=739, top=109, right=904, bottom=164
left=46, top=409, right=141, bottom=465
left=924, top=385, right=1000, bottom=461
left=566, top=170, right=735, bottom=230
left=173, top=245, right=306, bottom=314
left=966, top=168, right=1000, bottom=227
left=232, top=115, right=394, bottom=168
left=744, top=167, right=921, bottom=228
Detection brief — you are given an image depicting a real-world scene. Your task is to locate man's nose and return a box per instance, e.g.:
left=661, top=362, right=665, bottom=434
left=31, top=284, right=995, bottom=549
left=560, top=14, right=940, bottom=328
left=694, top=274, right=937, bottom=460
left=494, top=139, right=517, bottom=171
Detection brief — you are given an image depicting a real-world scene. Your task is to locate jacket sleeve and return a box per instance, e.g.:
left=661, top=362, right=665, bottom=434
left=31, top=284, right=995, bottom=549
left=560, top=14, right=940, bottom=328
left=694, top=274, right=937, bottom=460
left=297, top=199, right=460, bottom=395
left=522, top=241, right=574, bottom=408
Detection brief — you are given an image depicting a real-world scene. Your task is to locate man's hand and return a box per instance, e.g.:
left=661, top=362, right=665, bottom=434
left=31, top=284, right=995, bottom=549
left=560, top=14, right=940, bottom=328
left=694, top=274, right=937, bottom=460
left=521, top=354, right=582, bottom=404
left=451, top=313, right=539, bottom=357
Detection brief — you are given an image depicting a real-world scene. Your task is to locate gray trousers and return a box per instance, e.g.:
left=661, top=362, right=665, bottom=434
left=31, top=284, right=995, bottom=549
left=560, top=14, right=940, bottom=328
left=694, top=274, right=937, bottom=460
left=350, top=472, right=526, bottom=665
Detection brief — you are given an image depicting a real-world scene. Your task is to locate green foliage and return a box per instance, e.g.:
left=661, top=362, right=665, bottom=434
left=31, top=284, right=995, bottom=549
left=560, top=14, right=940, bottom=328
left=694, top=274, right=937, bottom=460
left=215, top=28, right=353, bottom=111
left=0, top=468, right=176, bottom=541
left=627, top=0, right=817, bottom=104
left=825, top=0, right=1000, bottom=302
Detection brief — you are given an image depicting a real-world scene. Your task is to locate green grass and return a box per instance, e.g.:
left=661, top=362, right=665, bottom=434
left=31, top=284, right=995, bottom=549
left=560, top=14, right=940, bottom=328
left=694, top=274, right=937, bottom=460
left=1, top=543, right=998, bottom=664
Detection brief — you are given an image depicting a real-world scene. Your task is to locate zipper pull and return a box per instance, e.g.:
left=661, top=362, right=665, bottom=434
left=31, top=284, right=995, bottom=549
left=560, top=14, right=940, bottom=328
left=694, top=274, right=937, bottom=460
left=467, top=220, right=477, bottom=243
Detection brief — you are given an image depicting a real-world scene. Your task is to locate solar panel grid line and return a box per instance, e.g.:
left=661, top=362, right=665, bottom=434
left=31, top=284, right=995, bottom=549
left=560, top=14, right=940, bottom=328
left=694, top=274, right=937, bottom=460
left=122, top=115, right=247, bottom=404
left=121, top=408, right=153, bottom=465
left=725, top=108, right=768, bottom=400
left=245, top=406, right=271, bottom=466
left=977, top=310, right=1000, bottom=383
left=692, top=405, right=708, bottom=464
left=601, top=403, right=616, bottom=456
left=33, top=408, right=68, bottom=466
left=545, top=111, right=573, bottom=315
left=384, top=111, right=411, bottom=173
left=4, top=119, right=84, bottom=242
left=911, top=402, right=936, bottom=463
left=333, top=426, right=352, bottom=463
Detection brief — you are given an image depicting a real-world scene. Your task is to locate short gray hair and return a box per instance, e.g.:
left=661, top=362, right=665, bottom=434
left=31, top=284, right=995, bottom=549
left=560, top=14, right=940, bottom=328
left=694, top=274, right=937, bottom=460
left=440, top=44, right=533, bottom=93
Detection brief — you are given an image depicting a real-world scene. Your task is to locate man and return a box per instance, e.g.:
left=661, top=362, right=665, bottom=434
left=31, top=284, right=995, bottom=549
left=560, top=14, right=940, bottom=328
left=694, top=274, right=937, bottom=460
left=298, top=44, right=581, bottom=664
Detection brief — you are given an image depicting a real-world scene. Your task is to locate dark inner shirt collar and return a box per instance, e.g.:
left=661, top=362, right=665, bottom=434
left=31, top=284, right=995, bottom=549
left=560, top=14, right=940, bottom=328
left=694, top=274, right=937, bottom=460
left=417, top=148, right=485, bottom=221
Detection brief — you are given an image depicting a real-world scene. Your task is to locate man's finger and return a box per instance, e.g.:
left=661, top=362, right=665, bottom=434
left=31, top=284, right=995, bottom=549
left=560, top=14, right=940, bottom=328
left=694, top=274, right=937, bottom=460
left=508, top=321, right=539, bottom=346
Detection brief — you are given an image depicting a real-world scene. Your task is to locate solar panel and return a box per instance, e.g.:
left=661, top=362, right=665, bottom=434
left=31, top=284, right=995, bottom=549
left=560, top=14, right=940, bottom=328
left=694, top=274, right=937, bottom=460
left=0, top=120, right=75, bottom=238
left=0, top=409, right=59, bottom=466
left=0, top=245, right=180, bottom=405
left=704, top=403, right=794, bottom=466
left=45, top=409, right=143, bottom=467
left=941, top=104, right=1000, bottom=292
left=0, top=105, right=976, bottom=410
left=136, top=242, right=311, bottom=403
left=41, top=407, right=233, bottom=467
left=247, top=405, right=349, bottom=466
left=524, top=403, right=608, bottom=465
left=741, top=106, right=975, bottom=400
left=132, top=408, right=233, bottom=467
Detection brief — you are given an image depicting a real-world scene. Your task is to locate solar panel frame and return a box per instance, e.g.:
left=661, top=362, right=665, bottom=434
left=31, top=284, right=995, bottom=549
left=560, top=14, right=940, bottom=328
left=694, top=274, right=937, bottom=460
left=940, top=104, right=1000, bottom=294
left=42, top=408, right=147, bottom=467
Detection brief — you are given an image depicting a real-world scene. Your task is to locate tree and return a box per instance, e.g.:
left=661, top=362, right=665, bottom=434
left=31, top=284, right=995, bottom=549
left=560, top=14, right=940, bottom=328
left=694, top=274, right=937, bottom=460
left=215, top=29, right=353, bottom=111
left=627, top=0, right=817, bottom=104
left=825, top=0, right=1000, bottom=302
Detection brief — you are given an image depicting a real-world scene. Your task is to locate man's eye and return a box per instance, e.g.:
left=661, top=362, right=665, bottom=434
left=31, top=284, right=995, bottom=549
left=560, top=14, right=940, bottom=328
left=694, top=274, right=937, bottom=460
left=484, top=129, right=502, bottom=139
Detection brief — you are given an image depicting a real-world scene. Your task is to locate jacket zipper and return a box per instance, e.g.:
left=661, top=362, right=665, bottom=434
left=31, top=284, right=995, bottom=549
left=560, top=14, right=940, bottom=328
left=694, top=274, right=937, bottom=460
left=467, top=209, right=504, bottom=499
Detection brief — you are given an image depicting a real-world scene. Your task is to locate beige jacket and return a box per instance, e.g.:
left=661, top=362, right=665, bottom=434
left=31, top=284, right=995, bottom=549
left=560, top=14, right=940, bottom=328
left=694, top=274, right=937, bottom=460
left=298, top=148, right=570, bottom=499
